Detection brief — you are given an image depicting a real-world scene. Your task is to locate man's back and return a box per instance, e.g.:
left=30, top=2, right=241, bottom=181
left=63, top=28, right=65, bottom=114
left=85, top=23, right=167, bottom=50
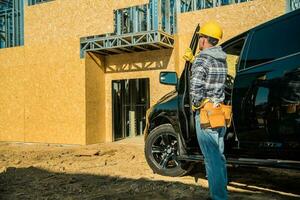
left=190, top=46, right=227, bottom=105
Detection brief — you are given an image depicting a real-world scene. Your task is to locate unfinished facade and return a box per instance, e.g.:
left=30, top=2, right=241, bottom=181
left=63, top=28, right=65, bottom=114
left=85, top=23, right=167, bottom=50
left=0, top=0, right=293, bottom=144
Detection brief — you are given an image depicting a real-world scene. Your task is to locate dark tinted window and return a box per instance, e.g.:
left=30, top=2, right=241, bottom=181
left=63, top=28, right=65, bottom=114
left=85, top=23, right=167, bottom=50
left=245, top=14, right=300, bottom=68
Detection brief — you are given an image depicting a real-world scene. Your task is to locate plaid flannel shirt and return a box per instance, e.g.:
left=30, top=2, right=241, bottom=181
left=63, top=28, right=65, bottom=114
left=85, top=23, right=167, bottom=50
left=190, top=50, right=227, bottom=105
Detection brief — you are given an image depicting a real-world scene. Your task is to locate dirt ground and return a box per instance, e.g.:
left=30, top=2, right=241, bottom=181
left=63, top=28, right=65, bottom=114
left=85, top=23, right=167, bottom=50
left=0, top=136, right=300, bottom=200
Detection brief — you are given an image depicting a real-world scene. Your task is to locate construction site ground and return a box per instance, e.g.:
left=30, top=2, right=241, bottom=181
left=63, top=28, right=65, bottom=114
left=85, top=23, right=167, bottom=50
left=0, top=136, right=300, bottom=200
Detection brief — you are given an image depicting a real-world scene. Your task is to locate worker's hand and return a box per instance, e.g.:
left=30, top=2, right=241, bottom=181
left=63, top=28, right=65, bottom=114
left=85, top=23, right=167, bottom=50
left=192, top=104, right=201, bottom=112
left=183, top=48, right=195, bottom=63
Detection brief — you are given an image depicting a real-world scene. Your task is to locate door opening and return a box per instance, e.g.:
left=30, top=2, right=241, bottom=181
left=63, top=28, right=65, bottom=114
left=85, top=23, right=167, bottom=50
left=112, top=78, right=150, bottom=141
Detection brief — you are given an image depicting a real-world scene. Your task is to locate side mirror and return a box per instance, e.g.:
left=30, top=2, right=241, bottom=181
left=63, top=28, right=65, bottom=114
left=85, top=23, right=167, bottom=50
left=160, top=72, right=178, bottom=86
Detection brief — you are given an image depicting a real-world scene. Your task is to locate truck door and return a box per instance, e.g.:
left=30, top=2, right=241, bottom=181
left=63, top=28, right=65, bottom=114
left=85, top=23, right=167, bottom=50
left=233, top=13, right=300, bottom=159
left=177, top=25, right=200, bottom=151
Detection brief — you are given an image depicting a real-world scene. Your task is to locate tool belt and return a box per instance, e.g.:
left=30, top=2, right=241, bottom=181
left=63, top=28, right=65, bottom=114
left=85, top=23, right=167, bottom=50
left=199, top=99, right=232, bottom=129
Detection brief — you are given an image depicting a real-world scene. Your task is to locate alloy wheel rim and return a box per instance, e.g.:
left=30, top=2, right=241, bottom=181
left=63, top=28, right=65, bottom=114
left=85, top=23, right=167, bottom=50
left=151, top=133, right=179, bottom=169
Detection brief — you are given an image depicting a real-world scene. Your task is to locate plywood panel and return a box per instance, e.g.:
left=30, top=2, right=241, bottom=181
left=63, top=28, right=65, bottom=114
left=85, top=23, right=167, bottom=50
left=24, top=0, right=149, bottom=46
left=0, top=47, right=25, bottom=67
left=0, top=65, right=25, bottom=142
left=85, top=52, right=106, bottom=144
left=24, top=61, right=86, bottom=144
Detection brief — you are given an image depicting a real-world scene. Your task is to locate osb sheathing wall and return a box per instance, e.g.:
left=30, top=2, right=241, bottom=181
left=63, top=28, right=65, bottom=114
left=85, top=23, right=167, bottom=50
left=175, top=0, right=286, bottom=73
left=0, top=47, right=25, bottom=142
left=0, top=0, right=149, bottom=144
left=0, top=0, right=286, bottom=144
left=85, top=52, right=106, bottom=144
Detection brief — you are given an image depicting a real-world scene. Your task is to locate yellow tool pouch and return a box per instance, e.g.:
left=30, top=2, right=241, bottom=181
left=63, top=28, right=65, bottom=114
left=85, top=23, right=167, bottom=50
left=199, top=102, right=232, bottom=129
left=221, top=104, right=232, bottom=127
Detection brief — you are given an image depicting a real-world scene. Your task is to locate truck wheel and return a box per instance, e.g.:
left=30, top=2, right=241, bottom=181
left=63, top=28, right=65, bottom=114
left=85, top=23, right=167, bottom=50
left=144, top=124, right=191, bottom=177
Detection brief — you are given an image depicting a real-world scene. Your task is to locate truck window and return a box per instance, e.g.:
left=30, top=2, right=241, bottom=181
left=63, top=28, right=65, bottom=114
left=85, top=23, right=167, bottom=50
left=223, top=37, right=246, bottom=77
left=245, top=14, right=300, bottom=69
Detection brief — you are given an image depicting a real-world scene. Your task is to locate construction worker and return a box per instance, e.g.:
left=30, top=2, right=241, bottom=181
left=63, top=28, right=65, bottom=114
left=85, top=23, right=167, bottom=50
left=183, top=21, right=228, bottom=200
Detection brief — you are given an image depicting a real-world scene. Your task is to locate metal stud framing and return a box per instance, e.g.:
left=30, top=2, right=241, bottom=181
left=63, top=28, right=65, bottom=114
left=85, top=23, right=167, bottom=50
left=0, top=0, right=53, bottom=49
left=81, top=30, right=174, bottom=57
left=287, top=0, right=300, bottom=12
left=178, top=0, right=252, bottom=13
left=27, top=0, right=53, bottom=6
left=0, top=0, right=24, bottom=49
left=80, top=0, right=253, bottom=57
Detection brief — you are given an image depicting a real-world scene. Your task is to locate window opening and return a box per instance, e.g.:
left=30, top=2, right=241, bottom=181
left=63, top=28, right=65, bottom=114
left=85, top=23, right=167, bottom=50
left=0, top=0, right=24, bottom=49
left=223, top=37, right=246, bottom=77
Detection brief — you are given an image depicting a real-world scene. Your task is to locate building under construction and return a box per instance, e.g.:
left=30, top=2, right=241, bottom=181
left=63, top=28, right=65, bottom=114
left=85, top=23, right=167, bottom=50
left=0, top=0, right=298, bottom=144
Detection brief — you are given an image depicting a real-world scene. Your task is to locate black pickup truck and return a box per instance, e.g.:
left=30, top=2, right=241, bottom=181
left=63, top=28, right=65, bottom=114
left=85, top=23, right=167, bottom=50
left=144, top=9, right=300, bottom=177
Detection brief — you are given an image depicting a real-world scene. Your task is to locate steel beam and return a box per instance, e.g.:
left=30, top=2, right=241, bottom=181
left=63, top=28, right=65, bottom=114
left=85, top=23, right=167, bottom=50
left=80, top=30, right=174, bottom=57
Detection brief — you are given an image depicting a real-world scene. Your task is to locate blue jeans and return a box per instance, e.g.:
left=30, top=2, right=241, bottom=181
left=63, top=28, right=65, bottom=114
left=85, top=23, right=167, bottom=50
left=195, top=111, right=228, bottom=200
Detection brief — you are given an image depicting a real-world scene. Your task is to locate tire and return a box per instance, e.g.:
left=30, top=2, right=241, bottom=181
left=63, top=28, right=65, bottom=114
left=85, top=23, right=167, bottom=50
left=144, top=124, right=191, bottom=177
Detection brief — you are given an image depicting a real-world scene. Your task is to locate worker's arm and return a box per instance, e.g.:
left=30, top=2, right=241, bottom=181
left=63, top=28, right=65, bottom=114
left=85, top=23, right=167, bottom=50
left=190, top=55, right=209, bottom=110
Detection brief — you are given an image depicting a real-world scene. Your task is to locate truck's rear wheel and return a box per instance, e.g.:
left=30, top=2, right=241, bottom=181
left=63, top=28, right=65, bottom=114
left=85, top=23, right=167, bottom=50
left=144, top=124, right=191, bottom=177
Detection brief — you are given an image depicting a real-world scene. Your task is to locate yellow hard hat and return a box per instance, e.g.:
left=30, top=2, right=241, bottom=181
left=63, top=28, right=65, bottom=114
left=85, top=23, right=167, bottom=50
left=198, top=21, right=223, bottom=40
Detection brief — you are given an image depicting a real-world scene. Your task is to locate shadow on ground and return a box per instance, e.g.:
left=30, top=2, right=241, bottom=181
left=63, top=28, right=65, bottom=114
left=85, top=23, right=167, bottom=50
left=1, top=166, right=300, bottom=200
left=0, top=167, right=205, bottom=200
left=190, top=164, right=300, bottom=199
